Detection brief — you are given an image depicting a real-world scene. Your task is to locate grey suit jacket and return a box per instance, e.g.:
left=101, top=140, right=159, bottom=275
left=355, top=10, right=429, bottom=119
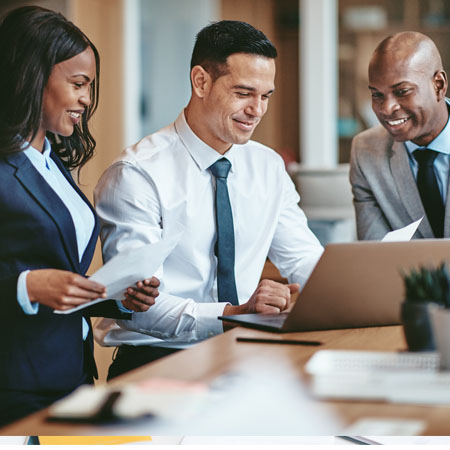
left=350, top=125, right=450, bottom=240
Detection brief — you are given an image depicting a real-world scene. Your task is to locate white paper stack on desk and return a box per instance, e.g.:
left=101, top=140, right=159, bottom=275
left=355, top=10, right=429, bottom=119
left=305, top=349, right=450, bottom=405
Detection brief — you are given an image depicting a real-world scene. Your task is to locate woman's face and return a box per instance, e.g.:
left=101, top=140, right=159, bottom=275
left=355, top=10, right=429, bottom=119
left=33, top=46, right=96, bottom=151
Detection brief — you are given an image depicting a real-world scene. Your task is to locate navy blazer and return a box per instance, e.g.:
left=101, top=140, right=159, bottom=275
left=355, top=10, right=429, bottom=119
left=0, top=150, right=130, bottom=393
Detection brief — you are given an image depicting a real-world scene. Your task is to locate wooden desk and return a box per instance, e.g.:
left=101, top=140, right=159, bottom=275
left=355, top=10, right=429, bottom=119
left=2, top=325, right=450, bottom=435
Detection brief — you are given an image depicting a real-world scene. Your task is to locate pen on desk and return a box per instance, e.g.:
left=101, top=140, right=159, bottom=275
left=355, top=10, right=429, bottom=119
left=236, top=337, right=322, bottom=346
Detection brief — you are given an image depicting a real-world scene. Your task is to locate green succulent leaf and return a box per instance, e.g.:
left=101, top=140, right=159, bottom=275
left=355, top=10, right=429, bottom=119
left=401, top=261, right=450, bottom=308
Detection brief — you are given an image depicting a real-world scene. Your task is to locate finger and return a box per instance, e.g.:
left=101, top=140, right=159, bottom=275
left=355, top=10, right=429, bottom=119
left=144, top=276, right=160, bottom=287
left=57, top=304, right=76, bottom=311
left=258, top=281, right=291, bottom=296
left=288, top=283, right=300, bottom=294
left=258, top=304, right=282, bottom=314
left=260, top=286, right=291, bottom=303
left=278, top=287, right=292, bottom=311
left=125, top=288, right=157, bottom=305
left=255, top=294, right=287, bottom=311
left=74, top=276, right=107, bottom=295
left=65, top=286, right=105, bottom=300
left=130, top=284, right=159, bottom=296
left=125, top=294, right=156, bottom=308
left=131, top=277, right=159, bottom=291
left=265, top=285, right=291, bottom=299
left=260, top=279, right=289, bottom=289
left=54, top=296, right=94, bottom=310
left=122, top=297, right=151, bottom=312
left=280, top=299, right=290, bottom=312
left=135, top=284, right=159, bottom=298
left=121, top=299, right=140, bottom=312
left=275, top=286, right=292, bottom=309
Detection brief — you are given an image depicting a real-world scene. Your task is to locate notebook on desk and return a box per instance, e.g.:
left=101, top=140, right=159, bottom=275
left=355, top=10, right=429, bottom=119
left=218, top=239, right=450, bottom=333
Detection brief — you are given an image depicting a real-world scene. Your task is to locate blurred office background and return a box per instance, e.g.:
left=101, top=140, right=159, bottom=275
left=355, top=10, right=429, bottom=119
left=3, top=0, right=450, bottom=379
left=3, top=0, right=450, bottom=245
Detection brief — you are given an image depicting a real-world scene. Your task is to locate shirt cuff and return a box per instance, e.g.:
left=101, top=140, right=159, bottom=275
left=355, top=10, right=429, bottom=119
left=82, top=318, right=89, bottom=340
left=17, top=270, right=39, bottom=315
left=117, top=300, right=133, bottom=314
left=195, top=302, right=228, bottom=340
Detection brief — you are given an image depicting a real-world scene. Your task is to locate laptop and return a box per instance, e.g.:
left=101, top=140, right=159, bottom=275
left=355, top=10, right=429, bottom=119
left=218, top=239, right=450, bottom=333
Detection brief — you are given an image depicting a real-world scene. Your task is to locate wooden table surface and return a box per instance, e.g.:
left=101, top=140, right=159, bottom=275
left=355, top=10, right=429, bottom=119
left=2, top=325, right=450, bottom=435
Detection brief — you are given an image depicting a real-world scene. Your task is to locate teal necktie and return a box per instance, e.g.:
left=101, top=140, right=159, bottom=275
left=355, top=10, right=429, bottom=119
left=209, top=158, right=239, bottom=305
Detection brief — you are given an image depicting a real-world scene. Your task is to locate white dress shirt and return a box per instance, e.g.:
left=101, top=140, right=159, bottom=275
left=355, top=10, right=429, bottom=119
left=94, top=111, right=323, bottom=348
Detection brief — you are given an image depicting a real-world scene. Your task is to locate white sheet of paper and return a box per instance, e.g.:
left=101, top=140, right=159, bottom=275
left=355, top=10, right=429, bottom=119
left=381, top=216, right=423, bottom=242
left=54, top=231, right=182, bottom=315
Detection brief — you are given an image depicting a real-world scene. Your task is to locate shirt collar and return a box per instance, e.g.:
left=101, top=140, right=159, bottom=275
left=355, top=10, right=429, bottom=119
left=405, top=99, right=450, bottom=156
left=174, top=110, right=235, bottom=173
left=22, top=138, right=52, bottom=171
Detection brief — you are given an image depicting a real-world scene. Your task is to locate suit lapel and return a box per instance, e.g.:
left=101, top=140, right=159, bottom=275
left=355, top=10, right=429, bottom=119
left=389, top=140, right=433, bottom=238
left=7, top=151, right=80, bottom=272
left=49, top=153, right=99, bottom=272
left=444, top=170, right=450, bottom=238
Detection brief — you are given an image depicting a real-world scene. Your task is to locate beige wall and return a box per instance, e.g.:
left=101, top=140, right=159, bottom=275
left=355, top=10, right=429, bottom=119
left=70, top=0, right=126, bottom=382
left=70, top=0, right=124, bottom=209
left=221, top=0, right=281, bottom=151
left=70, top=0, right=125, bottom=280
left=67, top=0, right=293, bottom=382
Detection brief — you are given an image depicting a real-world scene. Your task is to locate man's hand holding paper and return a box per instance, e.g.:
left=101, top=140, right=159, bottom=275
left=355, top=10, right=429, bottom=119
left=122, top=276, right=160, bottom=312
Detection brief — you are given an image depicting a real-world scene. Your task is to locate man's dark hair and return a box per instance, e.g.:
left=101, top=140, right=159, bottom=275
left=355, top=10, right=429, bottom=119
left=0, top=5, right=100, bottom=170
left=190, top=20, right=277, bottom=80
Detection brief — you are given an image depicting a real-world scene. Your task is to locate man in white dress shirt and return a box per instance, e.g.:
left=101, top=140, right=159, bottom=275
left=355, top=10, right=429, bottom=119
left=94, top=20, right=323, bottom=379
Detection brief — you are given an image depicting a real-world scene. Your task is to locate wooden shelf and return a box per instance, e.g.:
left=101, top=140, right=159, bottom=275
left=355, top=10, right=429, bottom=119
left=338, top=0, right=450, bottom=162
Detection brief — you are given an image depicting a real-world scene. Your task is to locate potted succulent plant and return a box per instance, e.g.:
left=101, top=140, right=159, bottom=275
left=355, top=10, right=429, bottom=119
left=401, top=262, right=450, bottom=352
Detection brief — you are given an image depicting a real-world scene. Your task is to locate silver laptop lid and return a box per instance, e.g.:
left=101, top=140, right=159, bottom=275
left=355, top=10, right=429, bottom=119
left=283, top=239, right=450, bottom=332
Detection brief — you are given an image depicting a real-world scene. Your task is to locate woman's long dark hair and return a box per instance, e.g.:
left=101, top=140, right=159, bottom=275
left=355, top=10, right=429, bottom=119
left=0, top=6, right=100, bottom=170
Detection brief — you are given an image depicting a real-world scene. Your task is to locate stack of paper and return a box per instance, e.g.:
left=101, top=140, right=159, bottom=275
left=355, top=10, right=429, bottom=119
left=305, top=350, right=450, bottom=405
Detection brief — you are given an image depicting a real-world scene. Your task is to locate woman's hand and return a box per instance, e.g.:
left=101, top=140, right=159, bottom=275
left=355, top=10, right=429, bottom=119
left=121, top=276, right=160, bottom=312
left=27, top=269, right=106, bottom=311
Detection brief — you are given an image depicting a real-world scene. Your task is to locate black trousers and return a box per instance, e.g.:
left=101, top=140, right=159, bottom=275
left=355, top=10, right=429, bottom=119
left=107, top=345, right=181, bottom=380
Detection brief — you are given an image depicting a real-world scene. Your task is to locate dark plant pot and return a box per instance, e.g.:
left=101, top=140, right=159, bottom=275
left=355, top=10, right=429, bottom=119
left=401, top=302, right=436, bottom=352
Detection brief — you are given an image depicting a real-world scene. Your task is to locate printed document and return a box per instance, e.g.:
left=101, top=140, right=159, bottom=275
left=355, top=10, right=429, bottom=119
left=55, top=231, right=182, bottom=315
left=381, top=217, right=423, bottom=242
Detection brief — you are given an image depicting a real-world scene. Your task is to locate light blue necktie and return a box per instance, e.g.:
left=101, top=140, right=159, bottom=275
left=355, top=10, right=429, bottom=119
left=209, top=158, right=239, bottom=305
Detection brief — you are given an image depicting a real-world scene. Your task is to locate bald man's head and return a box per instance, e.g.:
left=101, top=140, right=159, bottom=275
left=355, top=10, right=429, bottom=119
left=371, top=32, right=443, bottom=74
left=368, top=32, right=448, bottom=146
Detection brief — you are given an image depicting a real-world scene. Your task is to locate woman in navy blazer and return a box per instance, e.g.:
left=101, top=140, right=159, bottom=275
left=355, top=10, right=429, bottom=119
left=0, top=6, right=159, bottom=427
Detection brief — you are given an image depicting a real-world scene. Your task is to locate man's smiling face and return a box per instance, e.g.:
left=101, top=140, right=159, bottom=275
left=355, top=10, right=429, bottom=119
left=369, top=51, right=446, bottom=147
left=200, top=52, right=275, bottom=153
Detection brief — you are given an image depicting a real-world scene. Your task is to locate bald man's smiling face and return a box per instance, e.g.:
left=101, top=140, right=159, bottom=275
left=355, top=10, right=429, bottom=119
left=368, top=52, right=448, bottom=146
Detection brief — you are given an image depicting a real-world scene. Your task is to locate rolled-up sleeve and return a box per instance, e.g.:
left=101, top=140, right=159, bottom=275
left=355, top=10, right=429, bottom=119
left=117, top=292, right=226, bottom=342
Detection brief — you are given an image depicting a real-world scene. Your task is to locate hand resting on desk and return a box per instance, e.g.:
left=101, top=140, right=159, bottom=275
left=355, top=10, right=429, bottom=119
left=222, top=279, right=299, bottom=329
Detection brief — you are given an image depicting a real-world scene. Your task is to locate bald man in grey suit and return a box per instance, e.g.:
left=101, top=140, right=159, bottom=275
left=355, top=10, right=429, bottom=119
left=350, top=32, right=450, bottom=240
